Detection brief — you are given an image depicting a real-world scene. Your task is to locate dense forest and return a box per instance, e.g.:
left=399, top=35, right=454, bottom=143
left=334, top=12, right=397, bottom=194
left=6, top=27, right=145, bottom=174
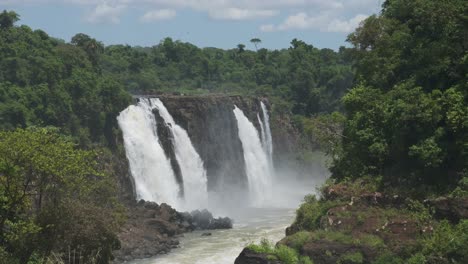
left=1, top=0, right=468, bottom=263
left=245, top=1, right=467, bottom=264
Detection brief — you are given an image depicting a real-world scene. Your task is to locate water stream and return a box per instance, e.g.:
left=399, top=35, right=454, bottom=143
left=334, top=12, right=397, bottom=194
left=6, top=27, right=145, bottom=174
left=131, top=208, right=295, bottom=264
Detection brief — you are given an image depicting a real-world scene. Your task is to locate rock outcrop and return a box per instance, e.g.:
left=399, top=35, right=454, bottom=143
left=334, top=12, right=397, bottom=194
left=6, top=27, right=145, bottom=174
left=153, top=109, right=184, bottom=197
left=235, top=248, right=282, bottom=264
left=189, top=209, right=233, bottom=230
left=426, top=196, right=468, bottom=223
left=236, top=180, right=442, bottom=264
left=112, top=200, right=232, bottom=263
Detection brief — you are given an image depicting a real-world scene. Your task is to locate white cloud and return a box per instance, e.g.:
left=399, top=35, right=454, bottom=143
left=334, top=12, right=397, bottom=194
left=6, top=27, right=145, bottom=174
left=261, top=12, right=368, bottom=33
left=208, top=8, right=278, bottom=20
left=140, top=9, right=176, bottom=22
left=5, top=0, right=379, bottom=26
left=85, top=3, right=126, bottom=24
left=327, top=14, right=368, bottom=33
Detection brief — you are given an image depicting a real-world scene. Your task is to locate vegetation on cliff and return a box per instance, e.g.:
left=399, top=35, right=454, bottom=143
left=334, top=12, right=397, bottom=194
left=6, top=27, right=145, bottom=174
left=244, top=0, right=467, bottom=263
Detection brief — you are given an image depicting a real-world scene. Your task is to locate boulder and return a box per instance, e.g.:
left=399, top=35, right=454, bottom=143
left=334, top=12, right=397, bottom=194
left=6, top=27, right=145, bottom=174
left=234, top=248, right=282, bottom=264
left=426, top=196, right=468, bottom=222
left=189, top=209, right=233, bottom=230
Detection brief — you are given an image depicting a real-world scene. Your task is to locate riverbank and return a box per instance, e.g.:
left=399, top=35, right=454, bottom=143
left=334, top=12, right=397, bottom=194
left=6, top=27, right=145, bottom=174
left=236, top=178, right=468, bottom=264
left=112, top=201, right=232, bottom=263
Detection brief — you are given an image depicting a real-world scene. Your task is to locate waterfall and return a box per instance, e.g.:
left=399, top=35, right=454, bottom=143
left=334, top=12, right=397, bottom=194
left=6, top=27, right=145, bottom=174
left=153, top=99, right=208, bottom=210
left=118, top=97, right=276, bottom=210
left=260, top=102, right=274, bottom=168
left=233, top=106, right=272, bottom=207
left=117, top=98, right=181, bottom=208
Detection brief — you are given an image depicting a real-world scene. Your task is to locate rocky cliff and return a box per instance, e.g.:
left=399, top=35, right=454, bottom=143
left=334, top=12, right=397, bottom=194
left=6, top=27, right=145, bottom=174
left=158, top=95, right=250, bottom=196
left=117, top=94, right=300, bottom=202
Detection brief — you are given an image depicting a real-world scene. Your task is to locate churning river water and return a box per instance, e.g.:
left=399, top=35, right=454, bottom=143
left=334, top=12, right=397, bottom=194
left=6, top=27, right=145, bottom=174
left=130, top=207, right=295, bottom=264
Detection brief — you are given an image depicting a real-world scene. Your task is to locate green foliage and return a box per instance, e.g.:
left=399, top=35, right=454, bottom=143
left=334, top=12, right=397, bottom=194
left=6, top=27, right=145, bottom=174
left=338, top=252, right=363, bottom=264
left=300, top=112, right=345, bottom=157
left=101, top=37, right=354, bottom=116
left=247, top=239, right=313, bottom=264
left=276, top=245, right=299, bottom=264
left=354, top=234, right=385, bottom=250
left=333, top=0, right=468, bottom=189
left=449, top=171, right=468, bottom=198
left=420, top=220, right=468, bottom=263
left=0, top=128, right=123, bottom=263
left=291, top=195, right=342, bottom=232
left=406, top=253, right=426, bottom=264
left=286, top=231, right=312, bottom=251
left=0, top=18, right=131, bottom=148
left=0, top=10, right=19, bottom=29
left=407, top=199, right=434, bottom=223
left=372, top=253, right=404, bottom=264
left=247, top=238, right=275, bottom=254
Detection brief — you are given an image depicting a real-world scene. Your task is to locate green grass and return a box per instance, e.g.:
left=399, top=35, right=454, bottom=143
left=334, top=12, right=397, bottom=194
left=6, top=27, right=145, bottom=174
left=338, top=252, right=363, bottom=264
left=247, top=239, right=314, bottom=264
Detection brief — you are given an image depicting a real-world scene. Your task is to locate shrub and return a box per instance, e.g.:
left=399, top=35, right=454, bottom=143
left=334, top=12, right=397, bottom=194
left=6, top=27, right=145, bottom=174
left=292, top=196, right=342, bottom=232
left=247, top=238, right=274, bottom=254
left=338, top=252, right=363, bottom=264
left=407, top=253, right=426, bottom=264
left=247, top=239, right=314, bottom=264
left=421, top=220, right=468, bottom=263
left=285, top=231, right=312, bottom=251
left=276, top=245, right=299, bottom=264
left=372, top=253, right=404, bottom=264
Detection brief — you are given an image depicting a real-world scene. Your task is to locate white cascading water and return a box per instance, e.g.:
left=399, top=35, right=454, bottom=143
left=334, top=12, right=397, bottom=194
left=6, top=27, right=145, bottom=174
left=153, top=99, right=208, bottom=210
left=233, top=106, right=272, bottom=207
left=260, top=101, right=274, bottom=167
left=117, top=98, right=181, bottom=208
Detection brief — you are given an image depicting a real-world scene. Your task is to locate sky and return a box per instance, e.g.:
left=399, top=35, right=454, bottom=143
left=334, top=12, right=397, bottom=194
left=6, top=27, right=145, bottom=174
left=1, top=0, right=383, bottom=50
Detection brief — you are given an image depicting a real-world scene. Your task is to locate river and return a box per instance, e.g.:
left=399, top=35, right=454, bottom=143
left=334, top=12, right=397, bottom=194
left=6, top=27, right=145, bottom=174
left=129, top=174, right=325, bottom=264
left=130, top=207, right=295, bottom=264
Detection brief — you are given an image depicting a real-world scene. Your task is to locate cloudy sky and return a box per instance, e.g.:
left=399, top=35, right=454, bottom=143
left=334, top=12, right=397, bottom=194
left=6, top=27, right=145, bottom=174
left=1, top=0, right=382, bottom=50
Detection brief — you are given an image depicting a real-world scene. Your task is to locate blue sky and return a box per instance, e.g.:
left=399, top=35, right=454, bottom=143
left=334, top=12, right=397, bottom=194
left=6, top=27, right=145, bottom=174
left=1, top=0, right=382, bottom=50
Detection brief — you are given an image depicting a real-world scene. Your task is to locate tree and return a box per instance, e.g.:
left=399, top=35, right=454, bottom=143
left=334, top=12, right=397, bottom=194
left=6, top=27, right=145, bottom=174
left=71, top=33, right=104, bottom=67
left=0, top=128, right=122, bottom=263
left=250, top=38, right=261, bottom=51
left=237, top=43, right=246, bottom=53
left=333, top=0, right=468, bottom=188
left=0, top=10, right=19, bottom=29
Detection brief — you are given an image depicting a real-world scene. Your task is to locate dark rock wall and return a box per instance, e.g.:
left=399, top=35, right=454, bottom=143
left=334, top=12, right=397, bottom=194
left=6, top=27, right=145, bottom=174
left=158, top=95, right=261, bottom=196
left=117, top=95, right=300, bottom=202
left=153, top=109, right=184, bottom=197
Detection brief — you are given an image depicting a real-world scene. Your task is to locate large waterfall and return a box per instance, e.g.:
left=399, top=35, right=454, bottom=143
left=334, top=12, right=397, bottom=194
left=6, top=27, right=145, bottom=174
left=152, top=99, right=208, bottom=210
left=233, top=106, right=272, bottom=207
left=118, top=97, right=275, bottom=210
left=117, top=98, right=181, bottom=207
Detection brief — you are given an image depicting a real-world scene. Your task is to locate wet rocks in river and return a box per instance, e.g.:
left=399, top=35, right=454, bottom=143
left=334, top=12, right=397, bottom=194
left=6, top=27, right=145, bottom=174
left=112, top=200, right=232, bottom=263
left=189, top=209, right=233, bottom=230
left=235, top=248, right=282, bottom=264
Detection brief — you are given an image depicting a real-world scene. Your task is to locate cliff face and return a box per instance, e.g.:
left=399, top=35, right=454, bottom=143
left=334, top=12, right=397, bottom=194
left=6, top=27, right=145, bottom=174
left=158, top=95, right=262, bottom=197
left=117, top=94, right=300, bottom=202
